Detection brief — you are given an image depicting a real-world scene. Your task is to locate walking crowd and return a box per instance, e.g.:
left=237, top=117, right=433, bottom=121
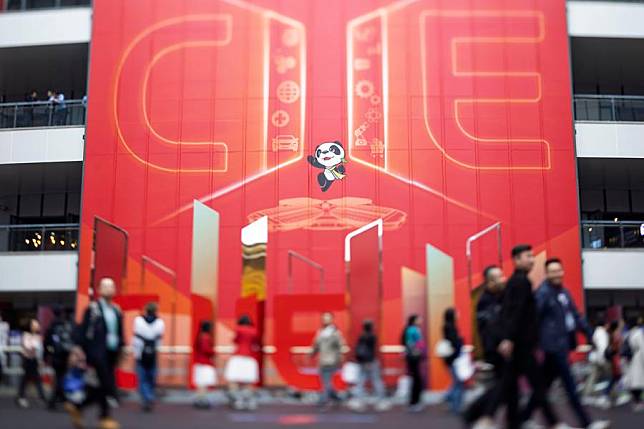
left=1, top=245, right=643, bottom=429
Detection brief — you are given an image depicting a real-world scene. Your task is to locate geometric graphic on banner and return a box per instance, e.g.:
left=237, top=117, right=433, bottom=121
left=426, top=243, right=455, bottom=390
left=247, top=197, right=406, bottom=232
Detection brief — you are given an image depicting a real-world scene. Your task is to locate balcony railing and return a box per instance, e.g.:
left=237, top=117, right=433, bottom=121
left=0, top=223, right=79, bottom=252
left=0, top=99, right=86, bottom=130
left=574, top=94, right=644, bottom=122
left=2, top=0, right=90, bottom=11
left=581, top=220, right=644, bottom=249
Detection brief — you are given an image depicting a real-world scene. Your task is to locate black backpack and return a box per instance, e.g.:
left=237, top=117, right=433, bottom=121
left=137, top=334, right=158, bottom=369
left=50, top=322, right=74, bottom=357
left=355, top=334, right=375, bottom=363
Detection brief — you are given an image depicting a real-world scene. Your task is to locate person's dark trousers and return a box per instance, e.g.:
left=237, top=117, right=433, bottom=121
left=406, top=356, right=423, bottom=406
left=632, top=389, right=642, bottom=404
left=17, top=358, right=46, bottom=401
left=521, top=351, right=591, bottom=427
left=85, top=350, right=119, bottom=418
left=501, top=350, right=558, bottom=429
left=463, top=355, right=504, bottom=423
left=48, top=361, right=68, bottom=409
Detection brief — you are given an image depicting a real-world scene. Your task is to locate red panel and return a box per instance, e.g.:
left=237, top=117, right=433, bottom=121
left=347, top=227, right=381, bottom=346
left=92, top=218, right=128, bottom=294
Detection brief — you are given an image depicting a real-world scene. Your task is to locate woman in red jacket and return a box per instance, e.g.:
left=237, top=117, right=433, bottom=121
left=224, top=315, right=260, bottom=410
left=192, top=321, right=216, bottom=409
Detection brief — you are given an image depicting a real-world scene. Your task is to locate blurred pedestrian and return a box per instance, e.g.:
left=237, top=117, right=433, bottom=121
left=522, top=258, right=609, bottom=429
left=192, top=320, right=216, bottom=409
left=463, top=265, right=506, bottom=428
left=16, top=318, right=46, bottom=408
left=311, top=312, right=345, bottom=409
left=225, top=314, right=260, bottom=410
left=350, top=319, right=389, bottom=412
left=132, top=302, right=164, bottom=412
left=625, top=316, right=644, bottom=412
left=601, top=320, right=623, bottom=408
left=67, top=277, right=124, bottom=429
left=583, top=318, right=611, bottom=402
left=0, top=312, right=8, bottom=385
left=496, top=244, right=561, bottom=429
left=442, top=308, right=464, bottom=414
left=24, top=90, right=38, bottom=126
left=401, top=314, right=424, bottom=412
left=44, top=307, right=74, bottom=410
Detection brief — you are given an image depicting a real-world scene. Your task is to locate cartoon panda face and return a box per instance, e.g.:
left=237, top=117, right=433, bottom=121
left=315, top=141, right=345, bottom=168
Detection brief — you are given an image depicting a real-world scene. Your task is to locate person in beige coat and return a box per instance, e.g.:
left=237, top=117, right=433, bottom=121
left=311, top=312, right=345, bottom=407
left=626, top=317, right=644, bottom=412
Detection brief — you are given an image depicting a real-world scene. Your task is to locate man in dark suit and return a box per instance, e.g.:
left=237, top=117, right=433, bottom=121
left=67, top=278, right=124, bottom=429
left=522, top=258, right=609, bottom=429
left=497, top=244, right=560, bottom=429
left=463, top=265, right=506, bottom=426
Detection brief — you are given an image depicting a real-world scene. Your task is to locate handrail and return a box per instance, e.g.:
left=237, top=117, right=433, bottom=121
left=466, top=222, right=502, bottom=290
left=581, top=220, right=644, bottom=226
left=573, top=94, right=644, bottom=122
left=1, top=0, right=90, bottom=11
left=287, top=250, right=325, bottom=293
left=0, top=99, right=86, bottom=129
left=0, top=99, right=84, bottom=108
left=0, top=223, right=79, bottom=229
left=581, top=220, right=644, bottom=249
left=575, top=94, right=644, bottom=101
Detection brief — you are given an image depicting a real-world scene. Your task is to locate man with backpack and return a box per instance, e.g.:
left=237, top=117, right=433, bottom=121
left=44, top=307, right=74, bottom=410
left=68, top=277, right=124, bottom=429
left=350, top=320, right=389, bottom=411
left=132, top=302, right=165, bottom=412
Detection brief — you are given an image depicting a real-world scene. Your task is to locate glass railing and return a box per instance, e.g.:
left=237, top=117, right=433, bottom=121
left=0, top=100, right=86, bottom=129
left=574, top=95, right=644, bottom=122
left=581, top=220, right=644, bottom=249
left=2, top=0, right=90, bottom=11
left=0, top=223, right=79, bottom=252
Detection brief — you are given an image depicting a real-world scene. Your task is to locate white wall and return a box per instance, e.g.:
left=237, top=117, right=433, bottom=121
left=0, top=126, right=84, bottom=164
left=568, top=1, right=644, bottom=39
left=575, top=122, right=644, bottom=158
left=0, top=8, right=91, bottom=48
left=583, top=249, right=644, bottom=289
left=0, top=252, right=77, bottom=292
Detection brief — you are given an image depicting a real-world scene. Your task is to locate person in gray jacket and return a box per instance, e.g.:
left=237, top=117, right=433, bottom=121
left=311, top=312, right=345, bottom=407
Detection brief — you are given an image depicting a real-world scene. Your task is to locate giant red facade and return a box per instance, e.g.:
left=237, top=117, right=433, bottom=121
left=78, top=0, right=581, bottom=387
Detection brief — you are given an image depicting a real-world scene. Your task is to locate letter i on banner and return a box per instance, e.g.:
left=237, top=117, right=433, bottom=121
left=426, top=244, right=454, bottom=390
left=240, top=216, right=268, bottom=384
left=190, top=201, right=220, bottom=387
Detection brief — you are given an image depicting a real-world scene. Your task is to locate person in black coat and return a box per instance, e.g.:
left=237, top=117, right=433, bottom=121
left=463, top=265, right=506, bottom=426
left=44, top=307, right=74, bottom=410
left=442, top=308, right=464, bottom=414
left=67, top=278, right=124, bottom=429
left=496, top=244, right=560, bottom=429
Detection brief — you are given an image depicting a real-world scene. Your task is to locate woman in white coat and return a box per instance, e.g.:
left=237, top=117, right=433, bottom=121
left=626, top=317, right=644, bottom=412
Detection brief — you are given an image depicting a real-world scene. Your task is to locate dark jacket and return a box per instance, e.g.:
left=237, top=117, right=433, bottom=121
left=535, top=281, right=592, bottom=354
left=501, top=269, right=538, bottom=353
left=355, top=332, right=377, bottom=363
left=443, top=324, right=463, bottom=366
left=477, top=288, right=504, bottom=362
left=44, top=318, right=74, bottom=366
left=74, top=300, right=124, bottom=363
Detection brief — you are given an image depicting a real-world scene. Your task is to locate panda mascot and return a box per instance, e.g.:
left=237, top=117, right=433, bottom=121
left=307, top=140, right=347, bottom=192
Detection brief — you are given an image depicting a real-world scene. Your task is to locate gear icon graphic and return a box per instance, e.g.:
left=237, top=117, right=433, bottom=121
left=355, top=80, right=374, bottom=98
left=365, top=108, right=382, bottom=123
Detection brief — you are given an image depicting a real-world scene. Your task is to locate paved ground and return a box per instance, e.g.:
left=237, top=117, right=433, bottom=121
left=0, top=392, right=640, bottom=429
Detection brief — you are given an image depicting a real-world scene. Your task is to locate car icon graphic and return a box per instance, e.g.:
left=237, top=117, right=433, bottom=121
left=272, top=135, right=299, bottom=152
